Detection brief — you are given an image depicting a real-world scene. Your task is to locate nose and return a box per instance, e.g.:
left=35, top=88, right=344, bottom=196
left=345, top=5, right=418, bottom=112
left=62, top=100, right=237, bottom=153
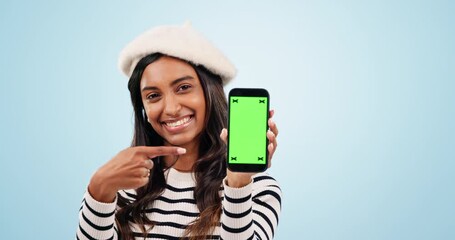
left=163, top=94, right=181, bottom=117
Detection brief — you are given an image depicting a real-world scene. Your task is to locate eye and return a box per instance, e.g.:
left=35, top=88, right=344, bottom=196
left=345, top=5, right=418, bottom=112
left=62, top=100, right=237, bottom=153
left=177, top=84, right=192, bottom=92
left=146, top=92, right=160, bottom=100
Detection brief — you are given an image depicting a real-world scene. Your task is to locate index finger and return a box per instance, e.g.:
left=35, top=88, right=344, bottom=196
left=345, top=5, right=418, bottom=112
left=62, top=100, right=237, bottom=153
left=269, top=109, right=275, bottom=119
left=268, top=118, right=279, bottom=137
left=135, top=146, right=186, bottom=159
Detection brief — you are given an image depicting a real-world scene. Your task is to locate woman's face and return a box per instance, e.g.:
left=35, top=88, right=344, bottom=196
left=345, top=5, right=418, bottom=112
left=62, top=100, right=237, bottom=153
left=140, top=56, right=206, bottom=148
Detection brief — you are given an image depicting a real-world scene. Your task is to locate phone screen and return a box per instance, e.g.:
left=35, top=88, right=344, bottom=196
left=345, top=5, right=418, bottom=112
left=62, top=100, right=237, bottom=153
left=228, top=89, right=269, bottom=172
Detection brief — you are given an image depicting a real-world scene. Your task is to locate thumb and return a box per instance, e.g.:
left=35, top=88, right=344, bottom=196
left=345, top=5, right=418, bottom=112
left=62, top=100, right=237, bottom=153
left=220, top=128, right=228, bottom=144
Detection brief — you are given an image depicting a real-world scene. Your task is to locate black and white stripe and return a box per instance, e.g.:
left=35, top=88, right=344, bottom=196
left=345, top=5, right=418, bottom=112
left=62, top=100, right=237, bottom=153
left=77, top=168, right=281, bottom=239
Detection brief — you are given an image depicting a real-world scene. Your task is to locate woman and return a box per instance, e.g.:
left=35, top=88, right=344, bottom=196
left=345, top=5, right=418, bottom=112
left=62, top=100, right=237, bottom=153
left=77, top=22, right=281, bottom=240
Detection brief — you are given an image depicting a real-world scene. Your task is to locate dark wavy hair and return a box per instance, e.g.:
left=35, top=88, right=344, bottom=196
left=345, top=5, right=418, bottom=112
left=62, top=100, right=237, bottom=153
left=115, top=53, right=227, bottom=240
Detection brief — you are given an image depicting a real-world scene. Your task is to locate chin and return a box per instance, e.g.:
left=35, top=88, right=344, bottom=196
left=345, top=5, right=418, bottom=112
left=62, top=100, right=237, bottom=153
left=163, top=134, right=197, bottom=147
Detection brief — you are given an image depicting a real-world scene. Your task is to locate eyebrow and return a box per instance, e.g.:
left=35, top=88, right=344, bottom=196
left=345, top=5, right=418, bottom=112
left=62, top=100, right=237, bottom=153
left=141, top=76, right=195, bottom=92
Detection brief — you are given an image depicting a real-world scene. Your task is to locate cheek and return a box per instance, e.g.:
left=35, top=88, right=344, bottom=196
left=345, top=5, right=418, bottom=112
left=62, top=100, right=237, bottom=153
left=144, top=105, right=160, bottom=122
left=191, top=95, right=206, bottom=117
left=147, top=110, right=163, bottom=132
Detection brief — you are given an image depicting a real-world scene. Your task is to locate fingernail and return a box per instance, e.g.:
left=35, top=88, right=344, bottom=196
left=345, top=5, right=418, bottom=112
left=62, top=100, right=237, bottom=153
left=177, top=148, right=186, bottom=154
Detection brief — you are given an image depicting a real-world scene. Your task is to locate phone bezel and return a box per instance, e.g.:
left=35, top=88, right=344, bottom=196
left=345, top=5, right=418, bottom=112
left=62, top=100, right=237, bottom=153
left=227, top=88, right=270, bottom=172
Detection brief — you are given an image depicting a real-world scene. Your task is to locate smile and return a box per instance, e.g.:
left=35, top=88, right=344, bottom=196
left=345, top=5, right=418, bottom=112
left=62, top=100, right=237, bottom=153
left=161, top=115, right=194, bottom=132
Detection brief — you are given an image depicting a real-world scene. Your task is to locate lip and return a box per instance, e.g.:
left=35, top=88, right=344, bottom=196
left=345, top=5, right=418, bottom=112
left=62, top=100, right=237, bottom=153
left=161, top=115, right=194, bottom=133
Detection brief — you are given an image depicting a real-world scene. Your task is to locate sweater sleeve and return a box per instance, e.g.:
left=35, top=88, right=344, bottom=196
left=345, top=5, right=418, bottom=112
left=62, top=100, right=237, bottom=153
left=77, top=191, right=118, bottom=240
left=220, top=173, right=282, bottom=240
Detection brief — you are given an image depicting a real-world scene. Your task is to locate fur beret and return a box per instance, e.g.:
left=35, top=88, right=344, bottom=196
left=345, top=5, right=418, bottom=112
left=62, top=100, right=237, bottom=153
left=118, top=21, right=236, bottom=84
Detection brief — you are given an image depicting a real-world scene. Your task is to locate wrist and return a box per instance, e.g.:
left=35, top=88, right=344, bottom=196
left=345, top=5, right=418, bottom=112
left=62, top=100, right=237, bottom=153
left=226, top=171, right=254, bottom=188
left=88, top=175, right=117, bottom=203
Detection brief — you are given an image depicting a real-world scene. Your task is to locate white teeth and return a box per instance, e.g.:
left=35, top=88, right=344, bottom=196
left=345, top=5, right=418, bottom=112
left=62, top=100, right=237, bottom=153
left=165, top=116, right=191, bottom=127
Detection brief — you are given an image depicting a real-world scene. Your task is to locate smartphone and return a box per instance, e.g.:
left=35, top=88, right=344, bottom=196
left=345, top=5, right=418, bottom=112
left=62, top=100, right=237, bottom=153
left=227, top=88, right=269, bottom=172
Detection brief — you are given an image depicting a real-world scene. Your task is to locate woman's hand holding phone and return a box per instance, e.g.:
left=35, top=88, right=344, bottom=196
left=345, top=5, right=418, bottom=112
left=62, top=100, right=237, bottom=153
left=88, top=146, right=186, bottom=203
left=221, top=109, right=279, bottom=188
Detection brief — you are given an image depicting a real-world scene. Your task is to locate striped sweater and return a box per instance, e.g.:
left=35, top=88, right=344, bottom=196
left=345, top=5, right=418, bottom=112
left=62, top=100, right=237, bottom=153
left=77, top=168, right=282, bottom=240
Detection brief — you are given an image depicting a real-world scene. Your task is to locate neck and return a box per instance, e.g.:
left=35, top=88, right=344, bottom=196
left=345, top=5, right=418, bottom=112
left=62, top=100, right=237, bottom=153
left=163, top=140, right=200, bottom=172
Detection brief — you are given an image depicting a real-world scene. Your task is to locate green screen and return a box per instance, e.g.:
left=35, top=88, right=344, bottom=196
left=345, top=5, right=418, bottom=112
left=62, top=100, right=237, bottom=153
left=228, top=96, right=268, bottom=164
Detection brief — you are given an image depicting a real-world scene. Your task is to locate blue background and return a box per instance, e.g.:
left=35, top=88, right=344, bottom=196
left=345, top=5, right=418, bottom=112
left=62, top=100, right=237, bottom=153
left=1, top=0, right=454, bottom=239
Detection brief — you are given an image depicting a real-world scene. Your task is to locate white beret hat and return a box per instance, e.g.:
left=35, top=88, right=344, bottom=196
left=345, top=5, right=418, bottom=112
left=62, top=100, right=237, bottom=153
left=118, top=21, right=237, bottom=84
